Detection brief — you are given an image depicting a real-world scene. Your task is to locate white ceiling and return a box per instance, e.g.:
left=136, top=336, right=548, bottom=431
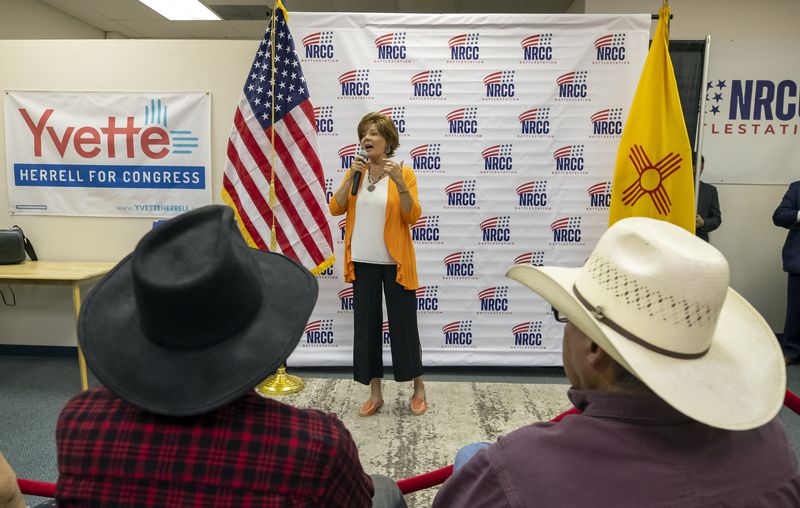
left=37, top=0, right=577, bottom=39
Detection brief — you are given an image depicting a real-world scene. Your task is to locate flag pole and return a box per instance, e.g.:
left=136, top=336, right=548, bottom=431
left=255, top=0, right=305, bottom=396
left=693, top=35, right=712, bottom=213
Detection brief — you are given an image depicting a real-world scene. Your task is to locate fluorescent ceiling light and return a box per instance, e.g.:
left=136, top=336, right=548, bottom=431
left=138, top=0, right=221, bottom=20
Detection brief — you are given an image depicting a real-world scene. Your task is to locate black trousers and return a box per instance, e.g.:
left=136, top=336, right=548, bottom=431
left=781, top=273, right=800, bottom=358
left=352, top=262, right=423, bottom=385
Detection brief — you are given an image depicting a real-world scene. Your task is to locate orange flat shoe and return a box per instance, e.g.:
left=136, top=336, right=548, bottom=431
left=410, top=396, right=427, bottom=416
left=358, top=399, right=384, bottom=417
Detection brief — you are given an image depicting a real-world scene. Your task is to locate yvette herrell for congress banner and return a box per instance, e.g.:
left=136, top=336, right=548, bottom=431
left=4, top=91, right=212, bottom=217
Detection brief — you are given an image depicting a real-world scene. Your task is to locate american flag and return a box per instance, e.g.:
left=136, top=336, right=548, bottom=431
left=222, top=2, right=334, bottom=274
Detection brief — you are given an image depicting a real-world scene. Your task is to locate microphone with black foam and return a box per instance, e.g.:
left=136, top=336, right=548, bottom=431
left=351, top=150, right=369, bottom=196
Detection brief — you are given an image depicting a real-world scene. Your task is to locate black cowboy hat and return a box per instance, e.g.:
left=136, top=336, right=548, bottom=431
left=79, top=205, right=318, bottom=416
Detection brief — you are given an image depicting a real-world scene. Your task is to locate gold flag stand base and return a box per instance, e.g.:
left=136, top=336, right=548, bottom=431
left=254, top=366, right=304, bottom=396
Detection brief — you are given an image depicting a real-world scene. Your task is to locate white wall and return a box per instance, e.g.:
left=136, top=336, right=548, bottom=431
left=0, top=40, right=256, bottom=345
left=578, top=0, right=800, bottom=331
left=0, top=0, right=104, bottom=39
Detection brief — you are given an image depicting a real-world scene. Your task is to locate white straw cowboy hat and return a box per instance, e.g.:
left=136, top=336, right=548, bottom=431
left=507, top=217, right=785, bottom=431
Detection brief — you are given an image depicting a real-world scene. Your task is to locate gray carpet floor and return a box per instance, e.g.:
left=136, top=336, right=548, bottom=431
left=2, top=356, right=800, bottom=507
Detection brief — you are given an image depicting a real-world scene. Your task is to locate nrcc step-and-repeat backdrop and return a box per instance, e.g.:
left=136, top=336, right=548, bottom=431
left=288, top=12, right=650, bottom=367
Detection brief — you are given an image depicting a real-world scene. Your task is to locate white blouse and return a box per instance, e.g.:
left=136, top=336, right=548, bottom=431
left=351, top=172, right=395, bottom=265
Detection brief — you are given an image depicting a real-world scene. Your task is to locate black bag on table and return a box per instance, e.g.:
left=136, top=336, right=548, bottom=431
left=0, top=226, right=38, bottom=264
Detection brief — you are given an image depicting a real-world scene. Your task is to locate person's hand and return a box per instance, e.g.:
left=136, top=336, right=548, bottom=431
left=0, top=453, right=26, bottom=508
left=349, top=154, right=367, bottom=183
left=696, top=214, right=704, bottom=229
left=383, top=159, right=404, bottom=185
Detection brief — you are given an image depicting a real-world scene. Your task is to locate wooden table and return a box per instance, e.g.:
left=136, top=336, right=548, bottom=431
left=0, top=261, right=117, bottom=390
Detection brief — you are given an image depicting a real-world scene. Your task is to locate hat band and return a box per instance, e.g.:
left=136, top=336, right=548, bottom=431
left=572, top=284, right=709, bottom=360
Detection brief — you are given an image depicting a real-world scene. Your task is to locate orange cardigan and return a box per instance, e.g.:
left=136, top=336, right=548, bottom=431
left=329, top=166, right=421, bottom=290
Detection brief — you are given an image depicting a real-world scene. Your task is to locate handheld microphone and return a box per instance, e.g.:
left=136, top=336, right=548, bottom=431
left=351, top=150, right=368, bottom=196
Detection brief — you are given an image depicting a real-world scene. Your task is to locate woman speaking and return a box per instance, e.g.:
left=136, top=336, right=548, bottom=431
left=330, top=112, right=427, bottom=417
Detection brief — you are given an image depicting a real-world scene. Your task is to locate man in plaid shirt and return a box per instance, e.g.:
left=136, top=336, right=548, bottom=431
left=55, top=206, right=406, bottom=507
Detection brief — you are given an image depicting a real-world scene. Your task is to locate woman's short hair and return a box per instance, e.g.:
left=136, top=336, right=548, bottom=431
left=357, top=112, right=400, bottom=158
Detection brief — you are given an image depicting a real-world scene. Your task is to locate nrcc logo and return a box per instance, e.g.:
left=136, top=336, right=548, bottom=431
left=337, top=287, right=354, bottom=312
left=550, top=216, right=583, bottom=245
left=338, top=143, right=358, bottom=170
left=411, top=70, right=444, bottom=100
left=518, top=107, right=552, bottom=137
left=478, top=286, right=510, bottom=314
left=514, top=251, right=545, bottom=267
left=557, top=71, right=590, bottom=100
left=587, top=181, right=612, bottom=209
left=302, top=319, right=336, bottom=347
left=337, top=217, right=346, bottom=243
left=480, top=216, right=512, bottom=244
left=516, top=180, right=548, bottom=210
left=375, top=32, right=408, bottom=61
left=512, top=321, right=545, bottom=348
left=338, top=69, right=371, bottom=99
left=416, top=285, right=441, bottom=313
left=443, top=251, right=477, bottom=279
left=313, top=106, right=335, bottom=136
left=482, top=144, right=513, bottom=172
left=520, top=33, right=554, bottom=63
left=553, top=144, right=585, bottom=172
left=448, top=33, right=481, bottom=61
left=446, top=108, right=480, bottom=138
left=301, top=32, right=335, bottom=61
left=442, top=320, right=475, bottom=348
left=445, top=179, right=478, bottom=209
left=483, top=71, right=517, bottom=100
left=378, top=107, right=407, bottom=135
left=594, top=33, right=627, bottom=63
left=590, top=108, right=623, bottom=137
left=411, top=215, right=443, bottom=244
left=410, top=143, right=442, bottom=172
left=706, top=78, right=800, bottom=136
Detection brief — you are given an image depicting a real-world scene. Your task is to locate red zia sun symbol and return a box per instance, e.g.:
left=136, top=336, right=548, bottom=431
left=621, top=144, right=682, bottom=215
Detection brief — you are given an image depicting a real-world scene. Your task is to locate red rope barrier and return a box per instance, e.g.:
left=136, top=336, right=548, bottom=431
left=18, top=390, right=800, bottom=499
left=17, top=478, right=56, bottom=498
left=397, top=405, right=582, bottom=494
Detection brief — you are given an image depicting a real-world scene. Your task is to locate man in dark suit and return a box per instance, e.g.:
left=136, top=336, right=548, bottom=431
left=694, top=155, right=721, bottom=242
left=774, top=180, right=800, bottom=364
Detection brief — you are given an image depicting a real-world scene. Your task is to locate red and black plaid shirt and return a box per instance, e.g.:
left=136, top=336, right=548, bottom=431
left=56, top=387, right=374, bottom=507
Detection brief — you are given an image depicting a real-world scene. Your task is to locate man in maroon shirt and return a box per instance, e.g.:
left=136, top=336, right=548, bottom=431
left=55, top=205, right=406, bottom=508
left=434, top=217, right=800, bottom=507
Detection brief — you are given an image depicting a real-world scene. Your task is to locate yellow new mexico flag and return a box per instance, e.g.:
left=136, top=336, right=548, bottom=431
left=608, top=3, right=695, bottom=233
